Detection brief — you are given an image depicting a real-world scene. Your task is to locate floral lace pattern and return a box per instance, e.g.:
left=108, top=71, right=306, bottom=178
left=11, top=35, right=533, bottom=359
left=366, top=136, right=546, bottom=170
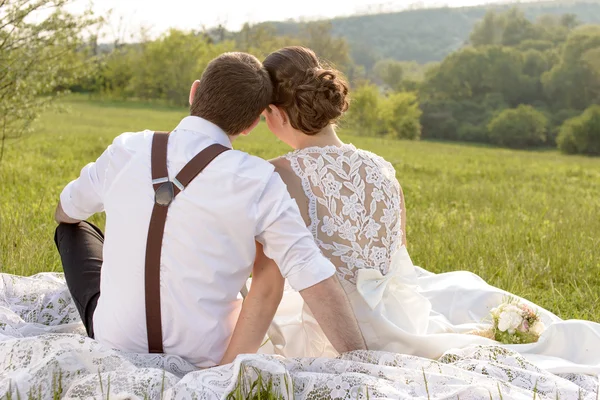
left=285, top=144, right=403, bottom=284
left=0, top=274, right=598, bottom=399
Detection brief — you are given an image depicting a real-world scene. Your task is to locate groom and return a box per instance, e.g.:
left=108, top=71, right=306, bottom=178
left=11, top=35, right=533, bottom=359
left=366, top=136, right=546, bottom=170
left=54, top=52, right=365, bottom=367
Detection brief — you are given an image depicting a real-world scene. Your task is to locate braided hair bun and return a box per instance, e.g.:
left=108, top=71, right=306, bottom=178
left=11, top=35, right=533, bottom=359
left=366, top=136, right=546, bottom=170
left=264, top=47, right=349, bottom=135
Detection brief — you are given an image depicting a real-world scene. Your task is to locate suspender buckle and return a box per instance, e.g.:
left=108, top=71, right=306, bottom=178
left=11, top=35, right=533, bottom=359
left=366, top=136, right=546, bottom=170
left=155, top=181, right=175, bottom=206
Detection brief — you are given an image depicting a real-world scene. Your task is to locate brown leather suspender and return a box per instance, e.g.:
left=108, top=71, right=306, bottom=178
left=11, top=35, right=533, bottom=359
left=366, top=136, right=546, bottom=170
left=145, top=131, right=230, bottom=353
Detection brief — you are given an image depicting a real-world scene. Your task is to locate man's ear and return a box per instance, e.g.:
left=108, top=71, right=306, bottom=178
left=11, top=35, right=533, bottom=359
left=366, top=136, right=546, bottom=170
left=241, top=117, right=261, bottom=136
left=189, top=80, right=201, bottom=106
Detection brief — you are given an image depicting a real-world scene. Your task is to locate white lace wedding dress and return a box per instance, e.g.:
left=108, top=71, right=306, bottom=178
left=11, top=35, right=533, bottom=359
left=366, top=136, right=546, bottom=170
left=1, top=144, right=599, bottom=399
left=257, top=144, right=600, bottom=390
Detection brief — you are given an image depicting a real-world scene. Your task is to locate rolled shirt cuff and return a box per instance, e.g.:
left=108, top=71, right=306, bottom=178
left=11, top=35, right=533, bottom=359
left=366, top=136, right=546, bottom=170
left=59, top=181, right=90, bottom=221
left=285, top=255, right=337, bottom=292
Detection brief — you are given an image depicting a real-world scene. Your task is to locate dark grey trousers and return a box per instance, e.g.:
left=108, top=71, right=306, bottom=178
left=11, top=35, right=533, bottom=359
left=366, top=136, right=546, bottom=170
left=54, top=221, right=104, bottom=338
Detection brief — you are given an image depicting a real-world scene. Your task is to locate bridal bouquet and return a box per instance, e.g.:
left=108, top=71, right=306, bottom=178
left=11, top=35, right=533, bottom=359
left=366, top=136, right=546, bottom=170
left=471, top=298, right=546, bottom=344
left=489, top=298, right=546, bottom=344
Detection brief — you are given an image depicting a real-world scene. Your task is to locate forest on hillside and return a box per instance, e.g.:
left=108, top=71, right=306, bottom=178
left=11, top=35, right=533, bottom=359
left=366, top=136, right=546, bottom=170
left=2, top=0, right=600, bottom=159
left=82, top=5, right=600, bottom=156
left=261, top=1, right=600, bottom=65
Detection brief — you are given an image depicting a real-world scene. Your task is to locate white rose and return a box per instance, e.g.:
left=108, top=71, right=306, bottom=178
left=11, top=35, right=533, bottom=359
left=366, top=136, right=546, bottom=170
left=530, top=320, right=546, bottom=336
left=498, top=308, right=523, bottom=334
left=497, top=312, right=511, bottom=332
left=505, top=304, right=522, bottom=315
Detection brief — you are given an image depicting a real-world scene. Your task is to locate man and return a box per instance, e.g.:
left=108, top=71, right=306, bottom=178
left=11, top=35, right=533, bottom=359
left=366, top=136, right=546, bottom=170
left=54, top=52, right=366, bottom=368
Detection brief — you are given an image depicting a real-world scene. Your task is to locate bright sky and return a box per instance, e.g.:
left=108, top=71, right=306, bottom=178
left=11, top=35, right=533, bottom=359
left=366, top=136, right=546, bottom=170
left=68, top=0, right=516, bottom=41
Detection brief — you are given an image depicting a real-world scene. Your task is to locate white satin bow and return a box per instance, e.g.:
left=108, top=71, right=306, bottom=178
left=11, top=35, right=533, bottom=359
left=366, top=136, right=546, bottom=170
left=355, top=246, right=432, bottom=334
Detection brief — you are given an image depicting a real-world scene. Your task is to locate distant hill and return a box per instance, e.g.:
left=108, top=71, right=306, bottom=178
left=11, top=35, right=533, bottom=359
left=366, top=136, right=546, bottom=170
left=260, top=1, right=600, bottom=66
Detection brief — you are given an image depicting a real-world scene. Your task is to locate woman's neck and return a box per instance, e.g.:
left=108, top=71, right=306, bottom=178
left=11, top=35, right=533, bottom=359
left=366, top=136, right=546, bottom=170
left=294, top=125, right=344, bottom=150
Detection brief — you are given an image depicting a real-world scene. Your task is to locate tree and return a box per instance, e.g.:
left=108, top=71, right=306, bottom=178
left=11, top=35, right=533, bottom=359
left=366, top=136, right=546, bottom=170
left=301, top=21, right=351, bottom=72
left=128, top=30, right=234, bottom=106
left=560, top=14, right=580, bottom=31
left=373, top=59, right=404, bottom=91
left=0, top=0, right=98, bottom=161
left=522, top=49, right=552, bottom=77
left=582, top=47, right=600, bottom=79
left=345, top=64, right=367, bottom=86
left=349, top=41, right=379, bottom=72
left=557, top=105, right=600, bottom=156
left=485, top=46, right=528, bottom=106
left=487, top=105, right=548, bottom=148
left=519, top=49, right=552, bottom=106
left=471, top=8, right=579, bottom=50
left=517, top=39, right=555, bottom=52
left=471, top=8, right=538, bottom=48
left=533, top=14, right=571, bottom=45
left=420, top=46, right=525, bottom=106
left=419, top=9, right=594, bottom=148
left=542, top=25, right=600, bottom=111
left=236, top=23, right=298, bottom=60
left=344, top=84, right=380, bottom=134
left=95, top=46, right=138, bottom=98
left=378, top=92, right=421, bottom=139
left=419, top=99, right=461, bottom=140
left=420, top=48, right=485, bottom=101
left=470, top=10, right=505, bottom=46
left=547, top=108, right=580, bottom=145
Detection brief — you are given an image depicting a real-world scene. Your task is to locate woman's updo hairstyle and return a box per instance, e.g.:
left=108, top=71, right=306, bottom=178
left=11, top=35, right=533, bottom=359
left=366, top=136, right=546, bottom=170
left=263, top=46, right=349, bottom=135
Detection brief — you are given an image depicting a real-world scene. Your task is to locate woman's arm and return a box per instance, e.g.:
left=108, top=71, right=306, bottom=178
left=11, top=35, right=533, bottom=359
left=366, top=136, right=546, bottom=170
left=218, top=242, right=285, bottom=365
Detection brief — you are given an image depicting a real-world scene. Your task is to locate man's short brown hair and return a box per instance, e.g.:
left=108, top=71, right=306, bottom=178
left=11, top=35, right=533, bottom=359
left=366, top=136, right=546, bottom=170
left=190, top=52, right=273, bottom=135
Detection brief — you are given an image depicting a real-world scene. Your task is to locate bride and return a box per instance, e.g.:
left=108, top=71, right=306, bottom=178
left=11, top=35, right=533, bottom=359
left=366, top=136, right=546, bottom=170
left=254, top=46, right=600, bottom=376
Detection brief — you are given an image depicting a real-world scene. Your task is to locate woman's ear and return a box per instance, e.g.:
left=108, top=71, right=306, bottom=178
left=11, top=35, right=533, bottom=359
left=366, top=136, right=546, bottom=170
left=268, top=105, right=288, bottom=126
left=189, top=80, right=201, bottom=106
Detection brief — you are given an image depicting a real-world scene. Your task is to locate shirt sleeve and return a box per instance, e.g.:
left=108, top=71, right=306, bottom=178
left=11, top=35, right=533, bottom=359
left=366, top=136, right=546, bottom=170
left=59, top=133, right=130, bottom=220
left=254, top=171, right=336, bottom=292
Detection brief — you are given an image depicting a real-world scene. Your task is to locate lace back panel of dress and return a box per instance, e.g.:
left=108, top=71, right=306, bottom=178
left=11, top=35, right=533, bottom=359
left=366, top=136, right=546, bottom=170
left=286, top=145, right=403, bottom=284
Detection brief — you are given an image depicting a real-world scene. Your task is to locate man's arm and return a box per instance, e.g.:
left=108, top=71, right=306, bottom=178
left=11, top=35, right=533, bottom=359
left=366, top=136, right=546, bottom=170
left=56, top=161, right=107, bottom=224
left=219, top=242, right=285, bottom=365
left=54, top=201, right=82, bottom=224
left=254, top=171, right=367, bottom=354
left=300, top=275, right=366, bottom=353
left=56, top=133, right=131, bottom=224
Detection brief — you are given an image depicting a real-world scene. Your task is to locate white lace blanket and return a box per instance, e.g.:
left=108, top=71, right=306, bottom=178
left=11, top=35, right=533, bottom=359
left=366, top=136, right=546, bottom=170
left=1, top=273, right=598, bottom=399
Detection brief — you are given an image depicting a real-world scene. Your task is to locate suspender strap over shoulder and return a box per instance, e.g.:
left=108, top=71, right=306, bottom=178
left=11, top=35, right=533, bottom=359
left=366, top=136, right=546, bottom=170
left=145, top=131, right=229, bottom=353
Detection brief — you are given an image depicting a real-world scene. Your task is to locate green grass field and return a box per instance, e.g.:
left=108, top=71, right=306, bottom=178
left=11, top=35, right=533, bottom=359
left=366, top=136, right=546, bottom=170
left=1, top=96, right=599, bottom=322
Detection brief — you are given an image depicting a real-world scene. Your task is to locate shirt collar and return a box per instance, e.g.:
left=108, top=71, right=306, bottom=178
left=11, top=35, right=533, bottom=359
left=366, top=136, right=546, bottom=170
left=174, top=116, right=233, bottom=149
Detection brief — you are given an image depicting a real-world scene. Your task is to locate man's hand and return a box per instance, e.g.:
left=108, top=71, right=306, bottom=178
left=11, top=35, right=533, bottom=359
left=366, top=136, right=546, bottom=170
left=300, top=275, right=367, bottom=354
left=218, top=242, right=285, bottom=365
left=54, top=201, right=81, bottom=224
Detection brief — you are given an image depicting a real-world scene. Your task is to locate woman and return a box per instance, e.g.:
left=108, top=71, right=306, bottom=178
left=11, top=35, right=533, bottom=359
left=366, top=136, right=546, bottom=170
left=255, top=46, right=600, bottom=377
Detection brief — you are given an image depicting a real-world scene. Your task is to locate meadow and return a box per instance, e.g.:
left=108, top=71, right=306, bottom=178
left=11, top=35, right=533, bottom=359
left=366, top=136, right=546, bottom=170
left=1, top=96, right=599, bottom=322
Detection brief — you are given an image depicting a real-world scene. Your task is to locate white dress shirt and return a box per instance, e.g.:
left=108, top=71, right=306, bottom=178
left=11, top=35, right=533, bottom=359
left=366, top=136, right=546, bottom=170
left=59, top=116, right=336, bottom=367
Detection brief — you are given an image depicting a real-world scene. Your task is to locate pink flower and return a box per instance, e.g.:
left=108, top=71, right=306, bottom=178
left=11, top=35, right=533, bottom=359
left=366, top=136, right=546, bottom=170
left=518, top=319, right=530, bottom=332
left=519, top=304, right=534, bottom=316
